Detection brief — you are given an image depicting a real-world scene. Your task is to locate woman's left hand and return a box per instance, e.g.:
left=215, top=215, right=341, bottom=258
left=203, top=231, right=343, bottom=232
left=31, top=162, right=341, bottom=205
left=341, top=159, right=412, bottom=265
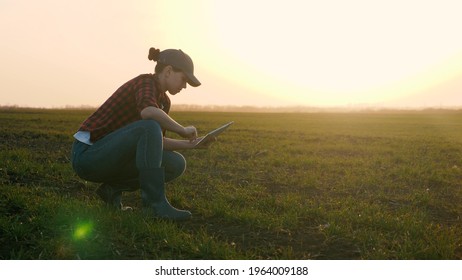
left=193, top=136, right=217, bottom=149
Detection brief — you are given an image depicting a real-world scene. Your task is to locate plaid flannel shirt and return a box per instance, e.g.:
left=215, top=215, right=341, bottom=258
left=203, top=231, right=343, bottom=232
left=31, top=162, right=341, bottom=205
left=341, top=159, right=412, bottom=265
left=78, top=74, right=170, bottom=142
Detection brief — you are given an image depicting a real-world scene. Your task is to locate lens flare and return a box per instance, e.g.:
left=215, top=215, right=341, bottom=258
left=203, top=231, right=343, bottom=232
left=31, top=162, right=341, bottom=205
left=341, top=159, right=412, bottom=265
left=72, top=221, right=94, bottom=241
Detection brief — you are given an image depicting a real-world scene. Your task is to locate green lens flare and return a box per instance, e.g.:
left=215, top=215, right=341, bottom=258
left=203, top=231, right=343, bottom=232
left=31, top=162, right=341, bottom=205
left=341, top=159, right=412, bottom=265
left=73, top=221, right=94, bottom=240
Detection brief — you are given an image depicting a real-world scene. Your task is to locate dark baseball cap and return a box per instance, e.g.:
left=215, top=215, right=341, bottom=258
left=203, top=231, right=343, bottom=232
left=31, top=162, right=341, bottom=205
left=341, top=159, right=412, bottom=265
left=158, top=49, right=201, bottom=87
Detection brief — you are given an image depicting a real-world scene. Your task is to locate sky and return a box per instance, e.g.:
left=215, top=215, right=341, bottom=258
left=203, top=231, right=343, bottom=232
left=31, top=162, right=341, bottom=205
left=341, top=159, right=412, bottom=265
left=1, top=0, right=462, bottom=109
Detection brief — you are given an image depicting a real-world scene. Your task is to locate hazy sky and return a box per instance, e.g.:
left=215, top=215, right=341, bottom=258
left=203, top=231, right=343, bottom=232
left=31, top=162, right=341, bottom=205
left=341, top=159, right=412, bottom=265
left=1, top=0, right=462, bottom=108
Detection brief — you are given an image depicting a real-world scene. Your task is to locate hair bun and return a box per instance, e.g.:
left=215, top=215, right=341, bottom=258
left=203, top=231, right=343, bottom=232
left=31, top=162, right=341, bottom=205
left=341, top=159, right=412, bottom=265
left=148, top=47, right=160, bottom=61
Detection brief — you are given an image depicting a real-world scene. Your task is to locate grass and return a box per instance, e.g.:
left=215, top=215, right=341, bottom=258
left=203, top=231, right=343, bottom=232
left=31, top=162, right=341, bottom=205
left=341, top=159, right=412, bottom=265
left=1, top=108, right=461, bottom=259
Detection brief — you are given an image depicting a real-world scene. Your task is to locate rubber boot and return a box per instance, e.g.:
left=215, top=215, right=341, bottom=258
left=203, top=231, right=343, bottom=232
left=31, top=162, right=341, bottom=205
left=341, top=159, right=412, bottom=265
left=140, top=167, right=191, bottom=221
left=96, top=183, right=137, bottom=211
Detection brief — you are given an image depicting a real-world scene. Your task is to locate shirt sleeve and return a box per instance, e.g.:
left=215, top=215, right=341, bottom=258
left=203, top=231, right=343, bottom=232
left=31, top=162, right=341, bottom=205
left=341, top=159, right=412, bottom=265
left=135, top=76, right=159, bottom=113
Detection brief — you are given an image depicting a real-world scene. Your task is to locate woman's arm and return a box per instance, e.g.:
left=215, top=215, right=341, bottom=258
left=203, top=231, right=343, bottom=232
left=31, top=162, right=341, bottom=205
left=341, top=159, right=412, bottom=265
left=163, top=136, right=216, bottom=151
left=140, top=106, right=197, bottom=140
left=163, top=138, right=195, bottom=151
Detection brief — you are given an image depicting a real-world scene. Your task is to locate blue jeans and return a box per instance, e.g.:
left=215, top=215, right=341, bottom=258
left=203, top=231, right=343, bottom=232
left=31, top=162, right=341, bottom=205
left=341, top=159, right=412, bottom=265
left=71, top=120, right=186, bottom=188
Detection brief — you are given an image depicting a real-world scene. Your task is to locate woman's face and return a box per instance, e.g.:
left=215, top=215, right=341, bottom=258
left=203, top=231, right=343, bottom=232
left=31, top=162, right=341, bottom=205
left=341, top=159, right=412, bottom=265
left=165, top=68, right=187, bottom=95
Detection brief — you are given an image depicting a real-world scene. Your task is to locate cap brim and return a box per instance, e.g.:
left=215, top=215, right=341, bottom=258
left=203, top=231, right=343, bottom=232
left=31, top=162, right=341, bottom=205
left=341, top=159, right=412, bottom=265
left=185, top=72, right=201, bottom=87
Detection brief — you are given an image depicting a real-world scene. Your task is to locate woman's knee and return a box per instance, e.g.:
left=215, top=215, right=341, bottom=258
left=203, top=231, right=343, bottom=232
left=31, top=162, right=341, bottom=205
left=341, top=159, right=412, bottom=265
left=163, top=151, right=187, bottom=182
left=170, top=152, right=186, bottom=177
left=132, top=120, right=163, bottom=146
left=136, top=120, right=162, bottom=134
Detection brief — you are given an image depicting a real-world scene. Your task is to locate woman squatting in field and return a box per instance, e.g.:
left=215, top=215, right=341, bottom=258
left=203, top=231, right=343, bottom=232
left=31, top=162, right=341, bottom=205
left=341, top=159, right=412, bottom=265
left=71, top=47, right=214, bottom=221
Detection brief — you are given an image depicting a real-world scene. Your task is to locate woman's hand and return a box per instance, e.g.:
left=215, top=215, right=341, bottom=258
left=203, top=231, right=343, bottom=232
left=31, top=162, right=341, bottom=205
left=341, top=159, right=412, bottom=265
left=180, top=125, right=198, bottom=141
left=193, top=135, right=217, bottom=149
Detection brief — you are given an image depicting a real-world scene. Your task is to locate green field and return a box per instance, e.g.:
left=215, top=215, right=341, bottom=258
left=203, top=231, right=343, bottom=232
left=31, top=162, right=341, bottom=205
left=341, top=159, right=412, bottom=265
left=1, top=108, right=461, bottom=259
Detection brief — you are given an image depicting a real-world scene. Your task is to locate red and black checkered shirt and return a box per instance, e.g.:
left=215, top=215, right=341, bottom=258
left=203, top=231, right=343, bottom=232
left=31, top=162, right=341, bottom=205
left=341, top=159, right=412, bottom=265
left=78, top=74, right=170, bottom=142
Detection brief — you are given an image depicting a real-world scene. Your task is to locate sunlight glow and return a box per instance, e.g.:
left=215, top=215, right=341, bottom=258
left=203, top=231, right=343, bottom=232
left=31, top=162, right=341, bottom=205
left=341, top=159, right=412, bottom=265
left=204, top=0, right=462, bottom=106
left=1, top=0, right=462, bottom=108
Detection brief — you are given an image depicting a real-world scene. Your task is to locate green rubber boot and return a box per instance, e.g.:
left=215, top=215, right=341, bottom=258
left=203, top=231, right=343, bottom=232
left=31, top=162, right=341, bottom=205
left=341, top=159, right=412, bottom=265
left=140, top=168, right=191, bottom=221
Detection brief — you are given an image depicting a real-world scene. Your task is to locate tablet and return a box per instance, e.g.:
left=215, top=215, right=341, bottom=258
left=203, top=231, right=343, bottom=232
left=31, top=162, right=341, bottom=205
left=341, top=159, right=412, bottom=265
left=195, top=121, right=234, bottom=147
